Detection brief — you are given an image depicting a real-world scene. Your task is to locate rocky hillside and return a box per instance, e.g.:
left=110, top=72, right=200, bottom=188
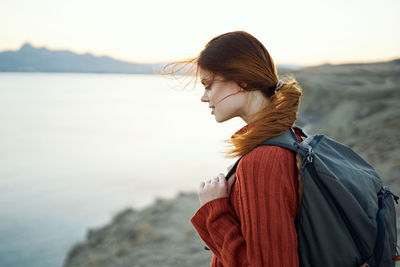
left=63, top=192, right=210, bottom=267
left=63, top=59, right=400, bottom=267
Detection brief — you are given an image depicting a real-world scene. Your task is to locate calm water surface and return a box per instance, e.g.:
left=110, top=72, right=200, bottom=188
left=0, top=73, right=244, bottom=267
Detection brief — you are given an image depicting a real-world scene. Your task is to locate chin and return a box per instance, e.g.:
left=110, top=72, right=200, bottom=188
left=214, top=115, right=233, bottom=123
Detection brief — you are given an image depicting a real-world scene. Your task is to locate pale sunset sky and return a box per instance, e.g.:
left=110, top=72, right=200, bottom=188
left=0, top=0, right=399, bottom=66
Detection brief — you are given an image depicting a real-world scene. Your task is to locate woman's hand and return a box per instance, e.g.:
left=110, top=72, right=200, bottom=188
left=197, top=165, right=236, bottom=207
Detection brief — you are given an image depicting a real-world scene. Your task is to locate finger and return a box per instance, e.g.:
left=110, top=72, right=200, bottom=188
left=227, top=172, right=236, bottom=187
left=198, top=181, right=205, bottom=191
left=217, top=173, right=226, bottom=183
left=211, top=176, right=219, bottom=184
left=226, top=164, right=233, bottom=172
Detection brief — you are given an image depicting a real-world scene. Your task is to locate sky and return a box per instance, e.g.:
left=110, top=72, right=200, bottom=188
left=0, top=0, right=399, bottom=66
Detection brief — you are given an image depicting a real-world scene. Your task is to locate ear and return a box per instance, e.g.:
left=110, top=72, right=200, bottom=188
left=238, top=81, right=247, bottom=89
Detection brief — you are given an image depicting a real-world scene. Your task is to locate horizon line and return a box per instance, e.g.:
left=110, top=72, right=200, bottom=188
left=1, top=41, right=399, bottom=68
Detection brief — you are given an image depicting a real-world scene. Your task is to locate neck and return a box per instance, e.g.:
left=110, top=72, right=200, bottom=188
left=240, top=91, right=271, bottom=124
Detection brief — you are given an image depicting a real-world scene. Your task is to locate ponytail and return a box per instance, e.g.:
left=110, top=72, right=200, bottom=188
left=223, top=78, right=302, bottom=158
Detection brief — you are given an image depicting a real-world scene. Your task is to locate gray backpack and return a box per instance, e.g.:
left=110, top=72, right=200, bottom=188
left=223, top=126, right=399, bottom=267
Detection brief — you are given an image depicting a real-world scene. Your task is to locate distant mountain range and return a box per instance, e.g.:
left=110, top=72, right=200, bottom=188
left=0, top=43, right=305, bottom=74
left=0, top=43, right=167, bottom=74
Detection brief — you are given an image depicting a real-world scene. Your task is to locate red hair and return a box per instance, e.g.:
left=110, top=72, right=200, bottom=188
left=158, top=31, right=302, bottom=158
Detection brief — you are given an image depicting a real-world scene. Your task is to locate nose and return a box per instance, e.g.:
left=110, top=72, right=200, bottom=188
left=200, top=90, right=209, bottom=102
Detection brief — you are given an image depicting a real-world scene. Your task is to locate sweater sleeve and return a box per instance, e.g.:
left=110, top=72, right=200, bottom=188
left=190, top=146, right=299, bottom=267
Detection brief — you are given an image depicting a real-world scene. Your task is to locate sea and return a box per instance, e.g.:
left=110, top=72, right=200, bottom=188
left=0, top=72, right=245, bottom=267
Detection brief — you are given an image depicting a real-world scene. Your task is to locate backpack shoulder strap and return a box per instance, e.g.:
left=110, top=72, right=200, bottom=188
left=225, top=126, right=305, bottom=180
left=259, top=127, right=300, bottom=152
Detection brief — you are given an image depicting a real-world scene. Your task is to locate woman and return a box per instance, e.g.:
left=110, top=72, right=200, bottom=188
left=161, top=31, right=303, bottom=266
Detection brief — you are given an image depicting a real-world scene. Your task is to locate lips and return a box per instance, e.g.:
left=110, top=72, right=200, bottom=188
left=209, top=105, right=215, bottom=115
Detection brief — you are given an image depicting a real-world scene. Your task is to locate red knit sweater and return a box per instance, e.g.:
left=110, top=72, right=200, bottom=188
left=190, top=124, right=303, bottom=267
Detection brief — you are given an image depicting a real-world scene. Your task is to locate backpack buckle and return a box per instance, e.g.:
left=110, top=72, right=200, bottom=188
left=306, top=147, right=313, bottom=163
left=378, top=186, right=399, bottom=203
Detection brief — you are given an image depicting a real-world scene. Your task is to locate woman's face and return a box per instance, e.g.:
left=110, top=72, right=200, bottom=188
left=200, top=70, right=246, bottom=123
